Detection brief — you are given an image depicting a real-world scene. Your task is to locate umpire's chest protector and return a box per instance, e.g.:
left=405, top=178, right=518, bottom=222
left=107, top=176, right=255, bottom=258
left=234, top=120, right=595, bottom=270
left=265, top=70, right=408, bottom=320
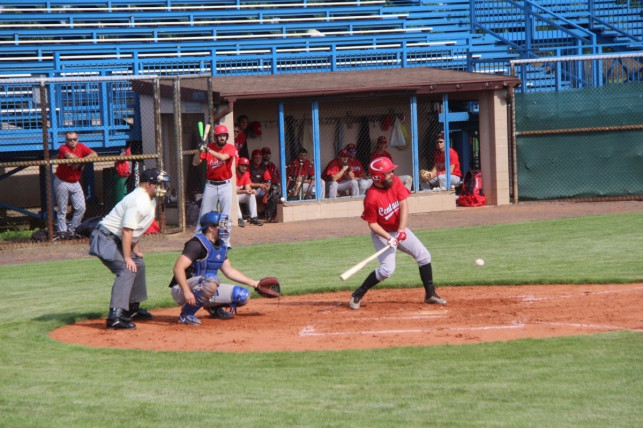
left=193, top=234, right=227, bottom=276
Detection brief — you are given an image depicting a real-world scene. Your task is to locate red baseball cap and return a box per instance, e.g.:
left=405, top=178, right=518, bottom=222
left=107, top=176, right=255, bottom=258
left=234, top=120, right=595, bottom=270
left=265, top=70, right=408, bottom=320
left=338, top=150, right=350, bottom=157
left=251, top=149, right=263, bottom=158
left=261, top=146, right=271, bottom=154
left=436, top=132, right=445, bottom=141
left=345, top=143, right=357, bottom=151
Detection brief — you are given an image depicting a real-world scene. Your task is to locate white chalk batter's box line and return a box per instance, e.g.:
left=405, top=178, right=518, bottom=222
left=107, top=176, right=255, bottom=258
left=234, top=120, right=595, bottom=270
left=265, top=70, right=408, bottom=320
left=298, top=322, right=639, bottom=337
left=518, top=285, right=643, bottom=302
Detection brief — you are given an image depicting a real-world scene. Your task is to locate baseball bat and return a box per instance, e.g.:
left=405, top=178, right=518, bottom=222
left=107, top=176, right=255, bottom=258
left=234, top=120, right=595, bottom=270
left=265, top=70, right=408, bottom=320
left=202, top=123, right=211, bottom=144
left=339, top=243, right=392, bottom=281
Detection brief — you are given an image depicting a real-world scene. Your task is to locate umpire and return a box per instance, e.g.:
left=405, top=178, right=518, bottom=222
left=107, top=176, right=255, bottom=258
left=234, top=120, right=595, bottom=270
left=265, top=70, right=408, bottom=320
left=89, top=168, right=169, bottom=329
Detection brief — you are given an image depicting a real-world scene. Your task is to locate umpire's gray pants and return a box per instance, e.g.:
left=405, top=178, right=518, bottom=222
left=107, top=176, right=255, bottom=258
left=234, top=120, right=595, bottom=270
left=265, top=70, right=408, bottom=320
left=89, top=225, right=148, bottom=310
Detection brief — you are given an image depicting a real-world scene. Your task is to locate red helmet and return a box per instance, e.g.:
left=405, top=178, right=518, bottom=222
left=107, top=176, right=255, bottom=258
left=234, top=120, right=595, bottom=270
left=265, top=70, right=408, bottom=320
left=238, top=157, right=250, bottom=166
left=214, top=124, right=229, bottom=136
left=369, top=157, right=397, bottom=182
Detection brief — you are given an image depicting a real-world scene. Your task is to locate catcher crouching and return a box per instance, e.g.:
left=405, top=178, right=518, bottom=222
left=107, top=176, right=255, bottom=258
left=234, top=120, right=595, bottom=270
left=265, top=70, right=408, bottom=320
left=169, top=211, right=280, bottom=325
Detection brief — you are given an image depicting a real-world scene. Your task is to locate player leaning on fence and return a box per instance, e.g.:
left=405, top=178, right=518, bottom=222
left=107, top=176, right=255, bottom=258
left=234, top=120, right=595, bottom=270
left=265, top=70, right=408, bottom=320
left=54, top=132, right=97, bottom=234
left=349, top=157, right=447, bottom=310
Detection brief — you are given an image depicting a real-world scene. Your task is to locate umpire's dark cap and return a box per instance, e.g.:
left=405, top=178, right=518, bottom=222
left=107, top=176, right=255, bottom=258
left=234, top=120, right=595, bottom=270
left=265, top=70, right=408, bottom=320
left=140, top=168, right=169, bottom=183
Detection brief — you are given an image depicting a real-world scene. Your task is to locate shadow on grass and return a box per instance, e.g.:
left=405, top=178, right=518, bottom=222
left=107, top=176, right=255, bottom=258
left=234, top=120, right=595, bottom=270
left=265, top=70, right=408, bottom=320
left=33, top=312, right=103, bottom=324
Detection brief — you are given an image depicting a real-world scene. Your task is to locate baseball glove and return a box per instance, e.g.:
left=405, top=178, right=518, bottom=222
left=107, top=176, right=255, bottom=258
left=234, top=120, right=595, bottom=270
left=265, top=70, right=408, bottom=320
left=420, top=169, right=431, bottom=182
left=255, top=277, right=281, bottom=298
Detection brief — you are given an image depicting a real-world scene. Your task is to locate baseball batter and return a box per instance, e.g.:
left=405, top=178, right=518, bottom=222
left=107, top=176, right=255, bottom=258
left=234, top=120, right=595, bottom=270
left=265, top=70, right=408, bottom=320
left=193, top=124, right=237, bottom=246
left=349, top=157, right=447, bottom=310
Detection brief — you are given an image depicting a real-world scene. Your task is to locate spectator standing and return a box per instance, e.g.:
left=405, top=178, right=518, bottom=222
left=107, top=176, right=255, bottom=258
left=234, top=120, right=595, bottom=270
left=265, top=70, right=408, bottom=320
left=420, top=133, right=462, bottom=191
left=54, top=131, right=97, bottom=234
left=322, top=150, right=359, bottom=198
left=235, top=157, right=263, bottom=227
left=192, top=124, right=237, bottom=246
left=89, top=168, right=170, bottom=329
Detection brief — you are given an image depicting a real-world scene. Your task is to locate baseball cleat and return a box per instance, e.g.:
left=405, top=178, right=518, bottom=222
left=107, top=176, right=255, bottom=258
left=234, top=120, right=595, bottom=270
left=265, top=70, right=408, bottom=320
left=349, top=295, right=362, bottom=310
left=425, top=294, right=447, bottom=305
left=128, top=303, right=153, bottom=320
left=206, top=306, right=234, bottom=320
left=106, top=308, right=136, bottom=329
left=178, top=314, right=201, bottom=326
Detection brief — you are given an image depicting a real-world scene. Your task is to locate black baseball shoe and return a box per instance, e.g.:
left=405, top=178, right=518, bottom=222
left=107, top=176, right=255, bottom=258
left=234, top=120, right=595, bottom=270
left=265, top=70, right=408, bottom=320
left=206, top=306, right=234, bottom=320
left=249, top=217, right=263, bottom=226
left=106, top=308, right=136, bottom=329
left=128, top=302, right=153, bottom=320
left=238, top=218, right=246, bottom=227
left=349, top=294, right=362, bottom=310
left=424, top=294, right=447, bottom=305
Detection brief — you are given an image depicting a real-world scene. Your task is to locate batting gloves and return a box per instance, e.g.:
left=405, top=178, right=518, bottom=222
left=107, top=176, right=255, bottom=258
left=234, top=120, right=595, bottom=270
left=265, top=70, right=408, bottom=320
left=387, top=236, right=398, bottom=248
left=397, top=230, right=407, bottom=242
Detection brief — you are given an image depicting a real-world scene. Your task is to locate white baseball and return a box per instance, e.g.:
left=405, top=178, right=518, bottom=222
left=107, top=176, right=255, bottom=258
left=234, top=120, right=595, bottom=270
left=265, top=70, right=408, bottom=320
left=475, top=258, right=485, bottom=267
left=280, top=197, right=285, bottom=202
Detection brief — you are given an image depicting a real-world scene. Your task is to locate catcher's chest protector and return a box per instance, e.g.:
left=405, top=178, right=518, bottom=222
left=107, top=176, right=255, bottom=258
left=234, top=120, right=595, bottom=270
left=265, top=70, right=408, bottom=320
left=193, top=234, right=227, bottom=276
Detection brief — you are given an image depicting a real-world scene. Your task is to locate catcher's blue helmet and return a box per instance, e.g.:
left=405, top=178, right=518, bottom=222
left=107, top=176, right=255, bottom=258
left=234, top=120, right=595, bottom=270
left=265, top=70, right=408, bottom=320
left=199, top=211, right=221, bottom=232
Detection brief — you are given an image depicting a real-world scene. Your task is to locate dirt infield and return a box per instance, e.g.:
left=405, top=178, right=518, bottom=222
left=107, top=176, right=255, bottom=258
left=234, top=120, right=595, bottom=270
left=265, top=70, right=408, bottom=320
left=6, top=200, right=642, bottom=352
left=51, top=284, right=643, bottom=352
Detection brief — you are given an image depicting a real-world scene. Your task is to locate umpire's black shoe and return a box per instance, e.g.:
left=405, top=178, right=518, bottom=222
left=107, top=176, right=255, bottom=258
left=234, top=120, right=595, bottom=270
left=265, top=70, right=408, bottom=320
left=106, top=308, right=136, bottom=330
left=128, top=302, right=153, bottom=320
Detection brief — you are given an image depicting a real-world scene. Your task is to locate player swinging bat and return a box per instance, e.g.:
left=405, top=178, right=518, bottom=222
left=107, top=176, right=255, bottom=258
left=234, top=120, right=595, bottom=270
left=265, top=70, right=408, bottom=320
left=346, top=157, right=447, bottom=310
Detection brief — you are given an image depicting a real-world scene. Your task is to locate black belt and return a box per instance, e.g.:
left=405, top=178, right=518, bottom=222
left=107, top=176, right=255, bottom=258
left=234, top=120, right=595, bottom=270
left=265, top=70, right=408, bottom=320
left=208, top=179, right=230, bottom=185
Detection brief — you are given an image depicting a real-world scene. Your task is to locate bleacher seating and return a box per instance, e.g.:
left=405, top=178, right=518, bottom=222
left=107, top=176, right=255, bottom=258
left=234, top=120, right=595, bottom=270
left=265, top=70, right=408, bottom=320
left=0, top=0, right=641, bottom=154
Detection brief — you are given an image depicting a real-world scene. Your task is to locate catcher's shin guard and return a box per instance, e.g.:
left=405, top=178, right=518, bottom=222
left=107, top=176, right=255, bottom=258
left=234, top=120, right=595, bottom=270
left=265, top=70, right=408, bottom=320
left=205, top=283, right=249, bottom=315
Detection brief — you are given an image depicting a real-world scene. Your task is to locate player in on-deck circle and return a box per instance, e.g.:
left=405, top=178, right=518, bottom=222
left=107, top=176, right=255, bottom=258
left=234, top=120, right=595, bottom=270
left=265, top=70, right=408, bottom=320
left=192, top=124, right=238, bottom=246
left=348, top=157, right=447, bottom=310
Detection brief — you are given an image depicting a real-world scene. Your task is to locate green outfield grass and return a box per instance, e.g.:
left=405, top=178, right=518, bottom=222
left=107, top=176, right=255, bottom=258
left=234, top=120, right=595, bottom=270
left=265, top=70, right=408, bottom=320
left=0, top=212, right=641, bottom=427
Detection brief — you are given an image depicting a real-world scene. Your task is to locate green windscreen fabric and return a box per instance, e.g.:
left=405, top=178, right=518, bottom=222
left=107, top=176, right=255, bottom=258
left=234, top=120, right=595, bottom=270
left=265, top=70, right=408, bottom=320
left=515, top=83, right=643, bottom=200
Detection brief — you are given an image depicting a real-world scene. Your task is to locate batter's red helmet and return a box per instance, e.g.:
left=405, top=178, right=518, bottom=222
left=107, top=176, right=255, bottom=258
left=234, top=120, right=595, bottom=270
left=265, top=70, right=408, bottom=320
left=214, top=124, right=229, bottom=136
left=369, top=157, right=397, bottom=182
left=238, top=157, right=250, bottom=166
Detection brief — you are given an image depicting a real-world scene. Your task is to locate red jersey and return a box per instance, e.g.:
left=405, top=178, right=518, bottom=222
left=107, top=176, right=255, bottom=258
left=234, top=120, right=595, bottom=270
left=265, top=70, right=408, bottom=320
left=234, top=131, right=246, bottom=154
left=433, top=148, right=462, bottom=177
left=370, top=149, right=393, bottom=163
left=361, top=176, right=410, bottom=232
left=265, top=161, right=280, bottom=183
left=348, top=158, right=366, bottom=178
left=55, top=143, right=94, bottom=183
left=287, top=159, right=315, bottom=179
left=200, top=143, right=237, bottom=181
left=323, top=158, right=351, bottom=182
left=236, top=169, right=252, bottom=188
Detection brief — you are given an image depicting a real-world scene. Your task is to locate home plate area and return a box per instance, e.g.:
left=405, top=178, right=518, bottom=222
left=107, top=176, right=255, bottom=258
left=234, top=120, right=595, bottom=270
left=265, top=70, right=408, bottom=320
left=50, top=284, right=643, bottom=353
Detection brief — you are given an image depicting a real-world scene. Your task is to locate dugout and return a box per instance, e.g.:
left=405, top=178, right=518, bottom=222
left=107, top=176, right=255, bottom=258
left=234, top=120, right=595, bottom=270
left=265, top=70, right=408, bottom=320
left=134, top=68, right=520, bottom=224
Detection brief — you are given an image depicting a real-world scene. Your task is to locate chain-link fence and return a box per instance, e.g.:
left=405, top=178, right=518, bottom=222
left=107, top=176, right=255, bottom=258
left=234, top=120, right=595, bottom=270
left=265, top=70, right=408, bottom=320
left=0, top=75, right=217, bottom=241
left=511, top=54, right=643, bottom=201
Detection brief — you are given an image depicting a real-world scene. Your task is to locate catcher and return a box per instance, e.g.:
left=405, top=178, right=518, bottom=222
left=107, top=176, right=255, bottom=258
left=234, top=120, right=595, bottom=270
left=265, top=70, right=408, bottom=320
left=169, top=210, right=280, bottom=326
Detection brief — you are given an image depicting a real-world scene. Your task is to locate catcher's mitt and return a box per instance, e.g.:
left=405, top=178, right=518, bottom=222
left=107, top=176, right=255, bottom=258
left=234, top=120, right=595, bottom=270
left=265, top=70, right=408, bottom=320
left=255, top=276, right=281, bottom=298
left=420, top=169, right=431, bottom=182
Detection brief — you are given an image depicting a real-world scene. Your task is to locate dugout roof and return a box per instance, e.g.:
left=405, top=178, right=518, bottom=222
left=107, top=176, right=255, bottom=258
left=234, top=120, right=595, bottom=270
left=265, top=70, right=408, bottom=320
left=212, top=67, right=521, bottom=102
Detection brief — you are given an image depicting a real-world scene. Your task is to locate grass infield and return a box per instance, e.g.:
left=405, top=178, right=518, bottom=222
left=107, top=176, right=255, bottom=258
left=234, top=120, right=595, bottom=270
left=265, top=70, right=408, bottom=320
left=0, top=212, right=641, bottom=427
